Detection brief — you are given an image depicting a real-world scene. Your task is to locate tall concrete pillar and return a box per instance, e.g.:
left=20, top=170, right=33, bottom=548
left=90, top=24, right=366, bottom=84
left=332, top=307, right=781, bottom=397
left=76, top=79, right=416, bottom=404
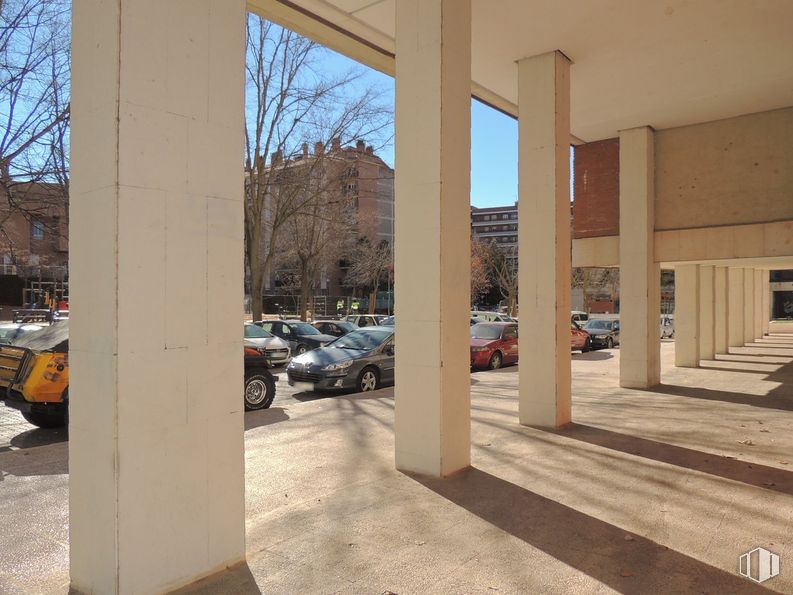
left=394, top=0, right=471, bottom=475
left=70, top=1, right=246, bottom=593
left=743, top=268, right=755, bottom=344
left=619, top=127, right=660, bottom=388
left=754, top=269, right=764, bottom=338
left=675, top=265, right=700, bottom=367
left=714, top=266, right=728, bottom=354
left=727, top=268, right=745, bottom=348
left=762, top=272, right=771, bottom=335
left=698, top=265, right=715, bottom=360
left=517, top=51, right=571, bottom=427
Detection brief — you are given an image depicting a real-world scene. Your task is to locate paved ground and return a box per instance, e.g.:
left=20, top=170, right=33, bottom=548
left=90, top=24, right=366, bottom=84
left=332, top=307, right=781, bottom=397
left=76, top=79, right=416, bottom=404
left=2, top=337, right=792, bottom=594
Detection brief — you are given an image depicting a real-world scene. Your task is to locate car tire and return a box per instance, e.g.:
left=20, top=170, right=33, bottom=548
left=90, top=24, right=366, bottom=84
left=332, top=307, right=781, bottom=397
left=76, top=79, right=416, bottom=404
left=357, top=367, right=379, bottom=392
left=295, top=344, right=308, bottom=355
left=488, top=351, right=503, bottom=370
left=583, top=337, right=592, bottom=353
left=606, top=337, right=614, bottom=349
left=21, top=410, right=66, bottom=429
left=244, top=367, right=276, bottom=411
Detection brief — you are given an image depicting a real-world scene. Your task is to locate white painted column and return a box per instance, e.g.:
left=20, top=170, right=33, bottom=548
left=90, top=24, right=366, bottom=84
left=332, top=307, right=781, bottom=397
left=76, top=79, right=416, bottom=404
left=743, top=268, right=755, bottom=344
left=70, top=2, right=246, bottom=593
left=727, top=268, right=745, bottom=348
left=698, top=265, right=715, bottom=360
left=754, top=269, right=764, bottom=339
left=394, top=0, right=471, bottom=476
left=762, top=272, right=771, bottom=335
left=517, top=51, right=571, bottom=427
left=619, top=127, right=660, bottom=388
left=675, top=265, right=700, bottom=367
left=714, top=266, right=728, bottom=354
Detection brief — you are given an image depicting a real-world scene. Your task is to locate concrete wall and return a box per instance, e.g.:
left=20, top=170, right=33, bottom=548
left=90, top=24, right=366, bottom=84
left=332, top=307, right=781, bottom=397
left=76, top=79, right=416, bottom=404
left=655, top=107, right=793, bottom=230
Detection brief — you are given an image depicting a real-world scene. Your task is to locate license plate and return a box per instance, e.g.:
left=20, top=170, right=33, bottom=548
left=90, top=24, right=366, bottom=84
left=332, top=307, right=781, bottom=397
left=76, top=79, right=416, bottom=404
left=293, top=381, right=315, bottom=392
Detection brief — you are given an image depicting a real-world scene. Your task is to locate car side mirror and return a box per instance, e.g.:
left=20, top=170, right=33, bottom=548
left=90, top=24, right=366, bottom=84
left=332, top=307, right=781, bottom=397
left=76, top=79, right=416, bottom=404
left=385, top=345, right=395, bottom=356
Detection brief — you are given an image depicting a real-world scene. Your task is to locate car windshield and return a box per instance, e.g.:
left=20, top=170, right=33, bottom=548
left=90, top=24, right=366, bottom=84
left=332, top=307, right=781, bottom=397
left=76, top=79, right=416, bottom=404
left=470, top=324, right=503, bottom=340
left=244, top=324, right=273, bottom=338
left=584, top=320, right=613, bottom=330
left=336, top=321, right=357, bottom=332
left=290, top=322, right=321, bottom=335
left=379, top=316, right=395, bottom=326
left=13, top=320, right=69, bottom=351
left=331, top=328, right=391, bottom=350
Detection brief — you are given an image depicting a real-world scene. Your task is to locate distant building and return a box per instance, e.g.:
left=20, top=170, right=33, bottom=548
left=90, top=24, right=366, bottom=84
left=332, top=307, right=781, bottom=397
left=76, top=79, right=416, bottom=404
left=470, top=203, right=518, bottom=253
left=260, top=139, right=394, bottom=299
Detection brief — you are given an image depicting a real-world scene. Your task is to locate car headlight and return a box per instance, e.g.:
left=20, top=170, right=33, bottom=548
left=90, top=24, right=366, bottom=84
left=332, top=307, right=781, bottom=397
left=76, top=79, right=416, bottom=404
left=471, top=346, right=490, bottom=352
left=322, top=359, right=354, bottom=371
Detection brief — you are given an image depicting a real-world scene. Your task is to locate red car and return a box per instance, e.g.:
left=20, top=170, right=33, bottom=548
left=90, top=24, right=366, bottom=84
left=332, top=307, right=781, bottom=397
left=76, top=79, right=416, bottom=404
left=571, top=321, right=592, bottom=352
left=470, top=322, right=518, bottom=370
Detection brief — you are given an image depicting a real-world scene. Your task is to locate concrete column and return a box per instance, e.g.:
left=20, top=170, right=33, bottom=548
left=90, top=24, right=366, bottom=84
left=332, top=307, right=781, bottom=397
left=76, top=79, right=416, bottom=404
left=698, top=265, right=715, bottom=360
left=675, top=265, right=700, bottom=367
left=70, top=2, right=246, bottom=593
left=754, top=269, right=764, bottom=338
left=727, top=268, right=745, bottom=348
left=394, top=0, right=471, bottom=476
left=743, top=268, right=755, bottom=344
left=517, top=51, right=571, bottom=427
left=714, top=266, right=728, bottom=354
left=762, top=272, right=771, bottom=335
left=619, top=127, right=660, bottom=388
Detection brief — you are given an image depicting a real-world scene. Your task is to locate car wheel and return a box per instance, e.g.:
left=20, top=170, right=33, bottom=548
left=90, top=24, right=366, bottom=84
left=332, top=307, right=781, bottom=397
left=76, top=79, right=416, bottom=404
left=488, top=351, right=502, bottom=370
left=669, top=331, right=674, bottom=339
left=21, top=410, right=65, bottom=429
left=606, top=337, right=614, bottom=349
left=583, top=337, right=592, bottom=353
left=357, top=367, right=379, bottom=392
left=244, top=367, right=276, bottom=411
left=295, top=344, right=308, bottom=355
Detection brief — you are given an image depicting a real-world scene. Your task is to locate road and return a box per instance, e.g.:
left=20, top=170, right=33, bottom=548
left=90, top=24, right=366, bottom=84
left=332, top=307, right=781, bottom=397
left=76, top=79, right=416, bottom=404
left=0, top=365, right=306, bottom=452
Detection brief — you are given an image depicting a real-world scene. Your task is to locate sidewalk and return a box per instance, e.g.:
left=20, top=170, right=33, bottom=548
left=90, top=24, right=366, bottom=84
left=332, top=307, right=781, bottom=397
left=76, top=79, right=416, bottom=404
left=2, top=337, right=792, bottom=593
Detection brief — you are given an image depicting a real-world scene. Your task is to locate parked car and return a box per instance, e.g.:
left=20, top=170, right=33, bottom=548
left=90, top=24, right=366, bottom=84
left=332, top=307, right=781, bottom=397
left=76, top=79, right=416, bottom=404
left=256, top=320, right=336, bottom=355
left=1, top=322, right=279, bottom=428
left=244, top=323, right=291, bottom=365
left=379, top=316, right=395, bottom=327
left=571, top=311, right=589, bottom=324
left=582, top=318, right=620, bottom=349
left=660, top=315, right=675, bottom=338
left=286, top=326, right=395, bottom=393
left=471, top=311, right=516, bottom=323
left=311, top=319, right=357, bottom=337
left=571, top=321, right=592, bottom=352
left=0, top=323, right=46, bottom=345
left=345, top=314, right=387, bottom=328
left=470, top=322, right=518, bottom=370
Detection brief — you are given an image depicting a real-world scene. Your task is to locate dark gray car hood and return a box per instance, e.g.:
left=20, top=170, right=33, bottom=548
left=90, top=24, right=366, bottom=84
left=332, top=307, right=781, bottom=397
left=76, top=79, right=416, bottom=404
left=290, top=345, right=371, bottom=367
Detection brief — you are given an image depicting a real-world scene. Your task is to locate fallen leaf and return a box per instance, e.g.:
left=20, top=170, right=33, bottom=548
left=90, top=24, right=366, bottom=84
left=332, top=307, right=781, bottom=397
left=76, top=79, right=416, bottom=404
left=760, top=429, right=770, bottom=433
left=624, top=535, right=635, bottom=541
left=415, top=540, right=426, bottom=546
left=779, top=461, right=789, bottom=465
left=763, top=482, right=776, bottom=487
left=738, top=439, right=755, bottom=446
left=620, top=570, right=633, bottom=577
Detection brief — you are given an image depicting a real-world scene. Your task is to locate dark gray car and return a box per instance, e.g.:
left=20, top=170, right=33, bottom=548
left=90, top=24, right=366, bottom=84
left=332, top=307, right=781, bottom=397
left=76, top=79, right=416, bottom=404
left=286, top=327, right=395, bottom=393
left=256, top=320, right=336, bottom=356
left=582, top=318, right=620, bottom=349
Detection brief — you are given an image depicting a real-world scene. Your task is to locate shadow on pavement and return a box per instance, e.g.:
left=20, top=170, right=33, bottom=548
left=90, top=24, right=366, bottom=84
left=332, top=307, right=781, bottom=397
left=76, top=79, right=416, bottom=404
left=546, top=423, right=793, bottom=496
left=9, top=426, right=67, bottom=450
left=244, top=407, right=290, bottom=431
left=573, top=350, right=614, bottom=361
left=414, top=467, right=772, bottom=594
left=171, top=561, right=261, bottom=595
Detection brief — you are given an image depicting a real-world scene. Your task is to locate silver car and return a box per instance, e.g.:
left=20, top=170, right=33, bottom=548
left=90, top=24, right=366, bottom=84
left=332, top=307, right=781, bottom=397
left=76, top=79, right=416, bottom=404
left=244, top=323, right=291, bottom=365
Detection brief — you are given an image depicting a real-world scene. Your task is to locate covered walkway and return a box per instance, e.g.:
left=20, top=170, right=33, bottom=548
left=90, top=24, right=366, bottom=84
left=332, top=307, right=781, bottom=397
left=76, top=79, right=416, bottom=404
left=3, top=338, right=791, bottom=593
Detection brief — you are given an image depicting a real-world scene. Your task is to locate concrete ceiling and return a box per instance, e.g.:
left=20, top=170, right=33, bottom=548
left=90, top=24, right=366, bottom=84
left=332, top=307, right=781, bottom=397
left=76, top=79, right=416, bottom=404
left=261, top=0, right=793, bottom=142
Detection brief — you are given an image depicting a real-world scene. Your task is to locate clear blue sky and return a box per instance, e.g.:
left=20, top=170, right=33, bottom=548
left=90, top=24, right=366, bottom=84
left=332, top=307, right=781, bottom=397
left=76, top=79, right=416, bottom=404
left=318, top=46, right=519, bottom=209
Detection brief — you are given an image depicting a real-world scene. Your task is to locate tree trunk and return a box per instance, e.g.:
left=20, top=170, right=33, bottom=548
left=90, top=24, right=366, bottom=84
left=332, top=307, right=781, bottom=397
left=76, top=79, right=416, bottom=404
left=247, top=226, right=264, bottom=321
left=299, top=260, right=311, bottom=321
left=368, top=288, right=377, bottom=314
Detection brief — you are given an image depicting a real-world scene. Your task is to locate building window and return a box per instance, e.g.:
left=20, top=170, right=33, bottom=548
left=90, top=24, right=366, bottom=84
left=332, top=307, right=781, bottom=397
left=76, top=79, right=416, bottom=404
left=484, top=215, right=490, bottom=221
left=502, top=214, right=509, bottom=220
left=31, top=220, right=44, bottom=241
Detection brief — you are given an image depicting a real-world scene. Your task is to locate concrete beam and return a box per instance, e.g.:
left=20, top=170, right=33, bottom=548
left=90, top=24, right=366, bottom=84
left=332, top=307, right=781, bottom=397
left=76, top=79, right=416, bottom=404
left=675, top=265, right=700, bottom=367
left=727, top=268, right=745, bottom=348
left=619, top=127, right=660, bottom=388
left=394, top=0, right=471, bottom=476
left=70, top=1, right=247, bottom=592
left=517, top=50, right=572, bottom=427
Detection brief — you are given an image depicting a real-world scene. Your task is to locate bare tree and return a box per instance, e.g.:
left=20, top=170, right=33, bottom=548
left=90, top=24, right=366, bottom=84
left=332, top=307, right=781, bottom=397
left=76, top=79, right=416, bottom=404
left=482, top=241, right=518, bottom=316
left=245, top=16, right=392, bottom=320
left=0, top=0, right=70, bottom=268
left=345, top=237, right=392, bottom=314
left=470, top=239, right=491, bottom=305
